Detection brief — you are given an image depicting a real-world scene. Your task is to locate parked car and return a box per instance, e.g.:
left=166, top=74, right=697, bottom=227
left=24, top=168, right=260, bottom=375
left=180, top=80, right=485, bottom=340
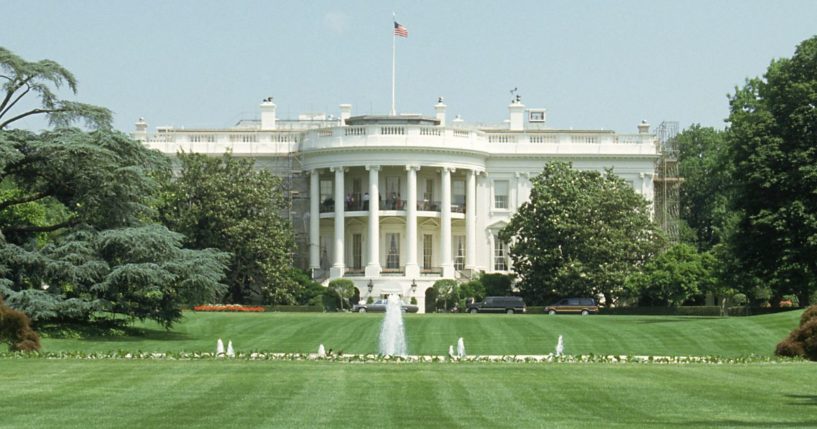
left=353, top=299, right=418, bottom=313
left=467, top=296, right=526, bottom=314
left=544, top=298, right=599, bottom=315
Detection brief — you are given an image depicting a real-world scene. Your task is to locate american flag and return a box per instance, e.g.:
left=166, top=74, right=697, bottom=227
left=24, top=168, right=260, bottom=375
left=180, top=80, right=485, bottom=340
left=394, top=21, right=408, bottom=38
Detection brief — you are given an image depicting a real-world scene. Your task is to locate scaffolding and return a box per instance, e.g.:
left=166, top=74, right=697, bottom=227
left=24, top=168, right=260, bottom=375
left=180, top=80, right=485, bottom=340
left=653, top=121, right=681, bottom=243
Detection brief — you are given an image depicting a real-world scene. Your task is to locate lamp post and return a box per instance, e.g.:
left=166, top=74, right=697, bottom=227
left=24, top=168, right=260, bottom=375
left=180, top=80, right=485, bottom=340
left=367, top=279, right=374, bottom=294
left=411, top=279, right=417, bottom=296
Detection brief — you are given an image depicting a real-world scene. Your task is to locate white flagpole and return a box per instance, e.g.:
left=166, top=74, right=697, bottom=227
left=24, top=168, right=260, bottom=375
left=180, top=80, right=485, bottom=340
left=391, top=13, right=397, bottom=116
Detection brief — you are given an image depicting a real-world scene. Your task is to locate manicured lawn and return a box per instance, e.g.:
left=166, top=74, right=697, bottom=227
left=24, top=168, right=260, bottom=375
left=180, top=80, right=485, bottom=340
left=41, top=310, right=801, bottom=357
left=3, top=359, right=815, bottom=429
left=6, top=310, right=812, bottom=428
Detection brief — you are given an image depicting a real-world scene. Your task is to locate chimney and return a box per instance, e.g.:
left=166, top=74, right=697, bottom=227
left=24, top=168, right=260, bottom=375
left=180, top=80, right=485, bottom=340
left=260, top=97, right=277, bottom=130
left=638, top=120, right=650, bottom=134
left=434, top=97, right=447, bottom=126
left=508, top=96, right=525, bottom=131
left=134, top=117, right=148, bottom=142
left=339, top=104, right=352, bottom=125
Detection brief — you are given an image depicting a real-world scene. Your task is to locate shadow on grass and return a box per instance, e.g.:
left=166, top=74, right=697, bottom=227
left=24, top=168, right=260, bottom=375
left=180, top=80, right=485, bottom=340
left=636, top=317, right=714, bottom=324
left=785, top=394, right=817, bottom=406
left=671, top=420, right=817, bottom=427
left=83, top=328, right=191, bottom=342
left=40, top=322, right=191, bottom=342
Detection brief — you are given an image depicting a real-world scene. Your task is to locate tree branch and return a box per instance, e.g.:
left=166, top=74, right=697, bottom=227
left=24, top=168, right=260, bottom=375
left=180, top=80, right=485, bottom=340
left=0, top=108, right=59, bottom=130
left=3, top=218, right=79, bottom=235
left=0, top=85, right=31, bottom=120
left=0, top=191, right=51, bottom=212
left=0, top=75, right=33, bottom=114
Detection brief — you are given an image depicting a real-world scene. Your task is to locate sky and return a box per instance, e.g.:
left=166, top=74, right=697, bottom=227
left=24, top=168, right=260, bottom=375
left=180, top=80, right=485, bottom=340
left=3, top=0, right=817, bottom=134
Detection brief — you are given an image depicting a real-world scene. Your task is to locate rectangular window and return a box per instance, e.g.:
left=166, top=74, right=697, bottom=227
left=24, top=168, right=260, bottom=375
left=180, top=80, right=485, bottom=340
left=352, top=234, right=362, bottom=270
left=423, top=179, right=434, bottom=210
left=423, top=234, right=433, bottom=269
left=352, top=178, right=362, bottom=210
left=386, top=176, right=402, bottom=210
left=454, top=235, right=465, bottom=270
left=494, top=180, right=509, bottom=209
left=320, top=178, right=334, bottom=211
left=452, top=179, right=465, bottom=212
left=386, top=233, right=400, bottom=269
left=494, top=238, right=508, bottom=271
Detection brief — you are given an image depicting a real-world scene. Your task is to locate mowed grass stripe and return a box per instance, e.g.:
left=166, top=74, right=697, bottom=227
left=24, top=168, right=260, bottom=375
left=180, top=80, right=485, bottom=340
left=40, top=310, right=802, bottom=357
left=4, top=360, right=816, bottom=428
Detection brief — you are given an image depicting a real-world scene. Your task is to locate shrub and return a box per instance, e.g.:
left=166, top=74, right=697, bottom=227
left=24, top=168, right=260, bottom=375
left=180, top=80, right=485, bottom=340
left=775, top=334, right=804, bottom=358
left=781, top=294, right=799, bottom=307
left=0, top=294, right=41, bottom=352
left=798, top=320, right=817, bottom=361
left=800, top=304, right=817, bottom=327
left=775, top=315, right=817, bottom=361
left=730, top=293, right=748, bottom=306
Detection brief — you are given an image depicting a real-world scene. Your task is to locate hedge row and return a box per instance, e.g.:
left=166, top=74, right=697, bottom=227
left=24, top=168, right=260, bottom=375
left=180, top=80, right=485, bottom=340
left=600, top=306, right=801, bottom=317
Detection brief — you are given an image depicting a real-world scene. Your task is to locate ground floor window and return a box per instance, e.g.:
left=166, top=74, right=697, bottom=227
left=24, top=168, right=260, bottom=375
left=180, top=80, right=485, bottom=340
left=352, top=233, right=362, bottom=269
left=423, top=234, right=433, bottom=269
left=386, top=233, right=400, bottom=269
left=494, top=238, right=508, bottom=271
left=454, top=235, right=465, bottom=270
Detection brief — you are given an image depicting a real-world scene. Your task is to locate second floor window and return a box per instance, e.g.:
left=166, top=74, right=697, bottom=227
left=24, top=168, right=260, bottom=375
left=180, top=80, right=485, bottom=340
left=494, top=180, right=509, bottom=209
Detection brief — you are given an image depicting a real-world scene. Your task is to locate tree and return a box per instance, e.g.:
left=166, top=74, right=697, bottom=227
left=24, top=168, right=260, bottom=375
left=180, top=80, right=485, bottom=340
left=327, top=279, right=356, bottom=311
left=624, top=243, right=717, bottom=306
left=0, top=48, right=229, bottom=328
left=500, top=162, right=665, bottom=306
left=726, top=36, right=817, bottom=305
left=676, top=125, right=735, bottom=251
left=0, top=47, right=110, bottom=131
left=158, top=152, right=298, bottom=304
left=432, top=279, right=459, bottom=311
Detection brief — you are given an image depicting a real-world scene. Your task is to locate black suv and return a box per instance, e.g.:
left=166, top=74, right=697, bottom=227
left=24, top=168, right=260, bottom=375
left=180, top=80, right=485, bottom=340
left=467, top=296, right=526, bottom=314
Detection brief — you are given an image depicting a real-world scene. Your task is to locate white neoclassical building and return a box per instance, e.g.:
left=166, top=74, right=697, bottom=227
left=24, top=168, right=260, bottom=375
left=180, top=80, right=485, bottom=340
left=134, top=97, right=658, bottom=312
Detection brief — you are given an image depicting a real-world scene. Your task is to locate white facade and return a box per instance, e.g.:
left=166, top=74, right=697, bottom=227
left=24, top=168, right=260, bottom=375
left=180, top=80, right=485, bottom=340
left=134, top=98, right=658, bottom=312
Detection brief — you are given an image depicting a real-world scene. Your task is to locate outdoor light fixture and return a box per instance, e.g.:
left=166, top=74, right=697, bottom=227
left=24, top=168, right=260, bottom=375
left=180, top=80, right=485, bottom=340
left=411, top=279, right=417, bottom=294
left=367, top=279, right=374, bottom=293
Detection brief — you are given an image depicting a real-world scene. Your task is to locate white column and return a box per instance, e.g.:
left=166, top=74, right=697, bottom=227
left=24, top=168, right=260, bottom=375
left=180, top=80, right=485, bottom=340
left=465, top=169, right=477, bottom=270
left=405, top=165, right=419, bottom=278
left=441, top=167, right=454, bottom=277
left=309, top=169, right=320, bottom=274
left=365, top=165, right=381, bottom=277
left=330, top=167, right=345, bottom=278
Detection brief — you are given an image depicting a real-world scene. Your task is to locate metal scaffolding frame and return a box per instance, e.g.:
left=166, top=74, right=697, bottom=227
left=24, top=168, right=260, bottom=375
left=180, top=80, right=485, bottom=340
left=653, top=121, right=681, bottom=243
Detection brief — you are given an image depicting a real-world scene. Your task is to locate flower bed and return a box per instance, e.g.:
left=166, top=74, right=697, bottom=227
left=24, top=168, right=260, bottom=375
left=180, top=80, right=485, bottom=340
left=0, top=350, right=796, bottom=365
left=192, top=304, right=265, bottom=312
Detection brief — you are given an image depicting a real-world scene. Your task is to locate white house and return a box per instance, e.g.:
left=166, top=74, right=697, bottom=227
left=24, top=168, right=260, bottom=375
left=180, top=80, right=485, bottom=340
left=134, top=97, right=658, bottom=312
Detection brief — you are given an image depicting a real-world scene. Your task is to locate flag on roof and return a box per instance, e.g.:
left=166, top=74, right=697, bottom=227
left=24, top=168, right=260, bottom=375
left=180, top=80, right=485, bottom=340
left=394, top=21, right=408, bottom=38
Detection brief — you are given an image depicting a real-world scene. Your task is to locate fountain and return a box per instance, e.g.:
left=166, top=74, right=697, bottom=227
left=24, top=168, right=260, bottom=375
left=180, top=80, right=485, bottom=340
left=378, top=294, right=407, bottom=356
left=318, top=344, right=326, bottom=357
left=555, top=335, right=564, bottom=356
left=216, top=338, right=225, bottom=356
left=226, top=340, right=235, bottom=358
left=457, top=337, right=466, bottom=358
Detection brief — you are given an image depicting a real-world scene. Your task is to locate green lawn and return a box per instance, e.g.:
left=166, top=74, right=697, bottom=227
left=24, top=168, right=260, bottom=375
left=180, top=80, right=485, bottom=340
left=42, top=310, right=801, bottom=357
left=6, top=311, right=814, bottom=428
left=3, top=359, right=815, bottom=429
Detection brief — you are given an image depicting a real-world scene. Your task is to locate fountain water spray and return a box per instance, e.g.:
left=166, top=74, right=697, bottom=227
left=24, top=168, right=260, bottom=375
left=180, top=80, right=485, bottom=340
left=555, top=335, right=564, bottom=356
left=216, top=338, right=225, bottom=356
left=318, top=344, right=326, bottom=357
left=226, top=340, right=235, bottom=358
left=378, top=294, right=407, bottom=356
left=457, top=337, right=465, bottom=358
